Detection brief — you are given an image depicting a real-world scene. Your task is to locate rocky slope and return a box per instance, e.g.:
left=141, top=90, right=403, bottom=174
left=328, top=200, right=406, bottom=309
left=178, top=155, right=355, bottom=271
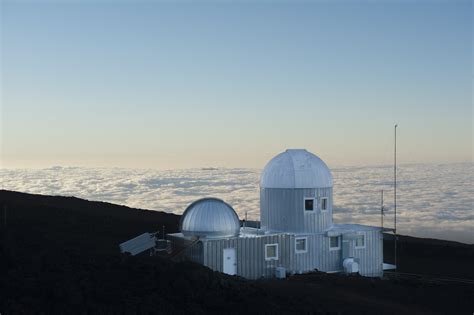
left=1, top=190, right=473, bottom=314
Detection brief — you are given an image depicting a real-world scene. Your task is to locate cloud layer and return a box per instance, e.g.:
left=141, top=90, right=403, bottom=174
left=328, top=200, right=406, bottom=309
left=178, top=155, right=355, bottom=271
left=1, top=163, right=472, bottom=243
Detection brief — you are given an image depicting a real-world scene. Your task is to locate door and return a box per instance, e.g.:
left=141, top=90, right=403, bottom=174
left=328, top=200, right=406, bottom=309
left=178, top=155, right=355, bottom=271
left=342, top=239, right=350, bottom=260
left=223, top=248, right=237, bottom=275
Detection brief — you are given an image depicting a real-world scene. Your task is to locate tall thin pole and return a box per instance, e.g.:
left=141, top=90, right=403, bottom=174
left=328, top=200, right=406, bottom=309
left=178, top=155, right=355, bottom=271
left=381, top=190, right=384, bottom=229
left=394, top=124, right=398, bottom=269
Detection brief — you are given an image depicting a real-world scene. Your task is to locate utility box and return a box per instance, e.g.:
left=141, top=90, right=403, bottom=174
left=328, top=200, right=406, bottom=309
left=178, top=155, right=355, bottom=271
left=119, top=233, right=156, bottom=256
left=275, top=267, right=286, bottom=279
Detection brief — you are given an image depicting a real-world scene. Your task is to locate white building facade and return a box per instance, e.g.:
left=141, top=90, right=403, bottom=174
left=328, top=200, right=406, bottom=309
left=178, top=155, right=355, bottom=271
left=168, top=149, right=384, bottom=279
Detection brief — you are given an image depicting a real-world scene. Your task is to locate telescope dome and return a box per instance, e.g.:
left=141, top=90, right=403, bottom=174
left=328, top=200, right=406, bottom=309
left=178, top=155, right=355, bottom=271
left=180, top=198, right=240, bottom=238
left=260, top=149, right=333, bottom=189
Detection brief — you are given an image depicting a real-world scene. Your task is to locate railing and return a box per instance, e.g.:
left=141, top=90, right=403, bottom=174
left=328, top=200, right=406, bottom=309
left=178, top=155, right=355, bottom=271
left=168, top=237, right=200, bottom=260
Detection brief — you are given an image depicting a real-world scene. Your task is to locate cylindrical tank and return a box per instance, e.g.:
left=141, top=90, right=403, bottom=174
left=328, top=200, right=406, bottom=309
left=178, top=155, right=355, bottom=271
left=260, top=149, right=333, bottom=233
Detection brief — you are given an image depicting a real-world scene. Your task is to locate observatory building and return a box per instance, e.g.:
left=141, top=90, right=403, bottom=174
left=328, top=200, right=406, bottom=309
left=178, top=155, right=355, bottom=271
left=166, top=149, right=385, bottom=279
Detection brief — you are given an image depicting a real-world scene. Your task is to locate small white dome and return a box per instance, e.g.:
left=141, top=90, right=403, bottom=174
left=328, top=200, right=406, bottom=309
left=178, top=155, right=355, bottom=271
left=180, top=198, right=240, bottom=238
left=260, top=149, right=333, bottom=189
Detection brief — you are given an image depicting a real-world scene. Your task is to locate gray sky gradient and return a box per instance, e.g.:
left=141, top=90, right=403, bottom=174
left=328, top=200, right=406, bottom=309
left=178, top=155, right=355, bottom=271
left=1, top=1, right=472, bottom=169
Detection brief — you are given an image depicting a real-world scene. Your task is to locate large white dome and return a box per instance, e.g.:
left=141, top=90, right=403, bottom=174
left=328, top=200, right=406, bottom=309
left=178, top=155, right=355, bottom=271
left=180, top=198, right=241, bottom=238
left=260, top=149, right=333, bottom=189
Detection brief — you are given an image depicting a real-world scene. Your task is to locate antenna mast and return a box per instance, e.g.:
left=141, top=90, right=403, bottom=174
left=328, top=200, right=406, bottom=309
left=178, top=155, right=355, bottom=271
left=381, top=190, right=384, bottom=229
left=394, top=124, right=398, bottom=270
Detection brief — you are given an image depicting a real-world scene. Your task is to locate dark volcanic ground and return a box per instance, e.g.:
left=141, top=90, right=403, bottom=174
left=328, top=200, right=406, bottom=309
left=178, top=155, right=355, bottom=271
left=0, top=190, right=473, bottom=314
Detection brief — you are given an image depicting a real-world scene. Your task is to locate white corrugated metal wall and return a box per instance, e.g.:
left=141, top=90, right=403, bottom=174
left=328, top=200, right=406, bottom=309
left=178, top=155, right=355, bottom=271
left=346, top=230, right=383, bottom=277
left=203, top=234, right=291, bottom=279
left=260, top=188, right=333, bottom=233
left=199, top=229, right=383, bottom=279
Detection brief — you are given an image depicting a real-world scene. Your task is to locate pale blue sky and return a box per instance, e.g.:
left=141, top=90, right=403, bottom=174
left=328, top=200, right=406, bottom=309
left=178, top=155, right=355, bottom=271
left=1, top=0, right=472, bottom=169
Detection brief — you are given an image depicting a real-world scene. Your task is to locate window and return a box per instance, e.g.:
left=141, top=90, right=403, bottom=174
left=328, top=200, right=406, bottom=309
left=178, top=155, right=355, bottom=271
left=355, top=235, right=365, bottom=248
left=265, top=244, right=279, bottom=261
left=295, top=237, right=308, bottom=253
left=320, top=198, right=328, bottom=211
left=329, top=236, right=340, bottom=250
left=304, top=198, right=315, bottom=211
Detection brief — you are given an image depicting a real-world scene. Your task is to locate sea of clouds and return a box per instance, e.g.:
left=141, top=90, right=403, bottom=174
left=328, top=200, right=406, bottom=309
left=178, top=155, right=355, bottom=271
left=1, top=163, right=472, bottom=243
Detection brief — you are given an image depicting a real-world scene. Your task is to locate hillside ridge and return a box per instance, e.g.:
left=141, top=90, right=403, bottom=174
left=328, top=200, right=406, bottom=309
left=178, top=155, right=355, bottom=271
left=1, top=189, right=473, bottom=314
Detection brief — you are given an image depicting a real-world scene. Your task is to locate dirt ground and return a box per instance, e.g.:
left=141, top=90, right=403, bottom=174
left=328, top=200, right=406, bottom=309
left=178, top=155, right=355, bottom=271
left=1, top=190, right=473, bottom=314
